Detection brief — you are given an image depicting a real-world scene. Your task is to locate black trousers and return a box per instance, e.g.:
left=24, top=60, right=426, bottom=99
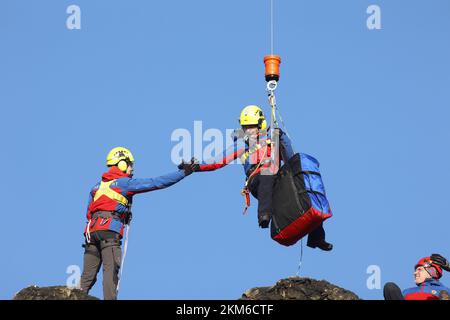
left=306, top=223, right=326, bottom=246
left=249, top=174, right=276, bottom=220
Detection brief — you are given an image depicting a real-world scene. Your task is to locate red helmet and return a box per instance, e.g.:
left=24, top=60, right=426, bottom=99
left=415, top=256, right=443, bottom=279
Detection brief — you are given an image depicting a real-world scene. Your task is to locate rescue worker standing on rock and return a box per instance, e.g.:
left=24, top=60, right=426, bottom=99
left=384, top=254, right=450, bottom=300
left=80, top=147, right=197, bottom=300
left=192, top=105, right=332, bottom=251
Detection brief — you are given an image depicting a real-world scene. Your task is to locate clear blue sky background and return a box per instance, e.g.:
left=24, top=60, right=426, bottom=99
left=1, top=0, right=449, bottom=300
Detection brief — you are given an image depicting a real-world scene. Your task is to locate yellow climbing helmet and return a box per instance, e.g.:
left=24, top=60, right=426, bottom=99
left=106, top=147, right=134, bottom=172
left=239, top=105, right=267, bottom=130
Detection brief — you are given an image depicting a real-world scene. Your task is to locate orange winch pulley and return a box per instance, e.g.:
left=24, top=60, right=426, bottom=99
left=264, top=55, right=281, bottom=82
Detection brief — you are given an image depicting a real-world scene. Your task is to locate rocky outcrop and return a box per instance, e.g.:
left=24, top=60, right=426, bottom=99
left=440, top=290, right=450, bottom=300
left=13, top=286, right=99, bottom=300
left=12, top=277, right=360, bottom=300
left=241, top=277, right=360, bottom=300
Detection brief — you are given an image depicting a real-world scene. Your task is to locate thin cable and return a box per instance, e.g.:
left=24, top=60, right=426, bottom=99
left=275, top=106, right=297, bottom=154
left=296, top=239, right=304, bottom=276
left=270, top=0, right=274, bottom=55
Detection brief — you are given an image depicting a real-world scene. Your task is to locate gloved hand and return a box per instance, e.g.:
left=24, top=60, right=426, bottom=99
left=431, top=254, right=450, bottom=272
left=178, top=157, right=200, bottom=176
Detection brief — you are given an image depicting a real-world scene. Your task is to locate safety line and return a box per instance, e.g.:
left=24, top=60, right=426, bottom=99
left=270, top=0, right=274, bottom=55
left=296, top=239, right=304, bottom=276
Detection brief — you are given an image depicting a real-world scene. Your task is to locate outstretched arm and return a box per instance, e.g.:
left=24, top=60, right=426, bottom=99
left=197, top=139, right=245, bottom=172
left=125, top=169, right=187, bottom=195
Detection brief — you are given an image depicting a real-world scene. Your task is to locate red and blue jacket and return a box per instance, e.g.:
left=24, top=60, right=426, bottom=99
left=197, top=129, right=294, bottom=178
left=402, top=279, right=450, bottom=300
left=84, top=166, right=186, bottom=238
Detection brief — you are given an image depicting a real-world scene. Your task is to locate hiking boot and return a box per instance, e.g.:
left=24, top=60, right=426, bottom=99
left=307, top=239, right=333, bottom=251
left=258, top=214, right=271, bottom=229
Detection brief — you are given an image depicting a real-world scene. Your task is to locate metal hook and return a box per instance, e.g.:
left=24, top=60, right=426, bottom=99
left=266, top=80, right=278, bottom=92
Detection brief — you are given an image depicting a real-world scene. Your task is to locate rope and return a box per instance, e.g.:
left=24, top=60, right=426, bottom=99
left=116, top=223, right=130, bottom=297
left=241, top=141, right=271, bottom=214
left=268, top=1, right=304, bottom=276
left=275, top=105, right=298, bottom=155
left=85, top=219, right=91, bottom=244
left=269, top=93, right=278, bottom=128
left=268, top=94, right=304, bottom=274
left=269, top=93, right=278, bottom=165
left=244, top=143, right=270, bottom=189
left=275, top=106, right=291, bottom=140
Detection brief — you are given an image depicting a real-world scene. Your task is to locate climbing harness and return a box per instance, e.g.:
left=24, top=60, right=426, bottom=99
left=85, top=180, right=130, bottom=242
left=93, top=180, right=129, bottom=206
left=241, top=141, right=271, bottom=215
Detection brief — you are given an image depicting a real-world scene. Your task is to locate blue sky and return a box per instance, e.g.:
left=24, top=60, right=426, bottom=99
left=1, top=0, right=449, bottom=300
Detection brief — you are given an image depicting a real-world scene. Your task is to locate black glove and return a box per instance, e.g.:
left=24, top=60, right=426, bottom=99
left=431, top=254, right=450, bottom=272
left=178, top=158, right=200, bottom=176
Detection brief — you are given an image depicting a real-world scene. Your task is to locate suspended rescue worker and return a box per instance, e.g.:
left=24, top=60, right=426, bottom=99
left=383, top=254, right=450, bottom=300
left=80, top=147, right=197, bottom=300
left=192, top=105, right=332, bottom=251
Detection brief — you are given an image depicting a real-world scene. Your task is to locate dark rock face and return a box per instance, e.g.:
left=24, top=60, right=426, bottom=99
left=13, top=286, right=99, bottom=300
left=13, top=278, right=360, bottom=300
left=440, top=290, right=450, bottom=300
left=241, top=277, right=360, bottom=300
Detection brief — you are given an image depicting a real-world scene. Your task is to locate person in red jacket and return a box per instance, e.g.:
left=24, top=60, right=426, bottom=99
left=384, top=254, right=450, bottom=300
left=80, top=147, right=197, bottom=300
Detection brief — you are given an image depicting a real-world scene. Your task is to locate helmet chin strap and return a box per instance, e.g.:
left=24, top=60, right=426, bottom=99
left=420, top=262, right=438, bottom=279
left=128, top=167, right=134, bottom=178
left=425, top=267, right=438, bottom=279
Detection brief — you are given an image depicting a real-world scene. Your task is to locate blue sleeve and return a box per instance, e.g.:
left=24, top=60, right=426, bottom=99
left=280, top=132, right=295, bottom=161
left=124, top=169, right=186, bottom=195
